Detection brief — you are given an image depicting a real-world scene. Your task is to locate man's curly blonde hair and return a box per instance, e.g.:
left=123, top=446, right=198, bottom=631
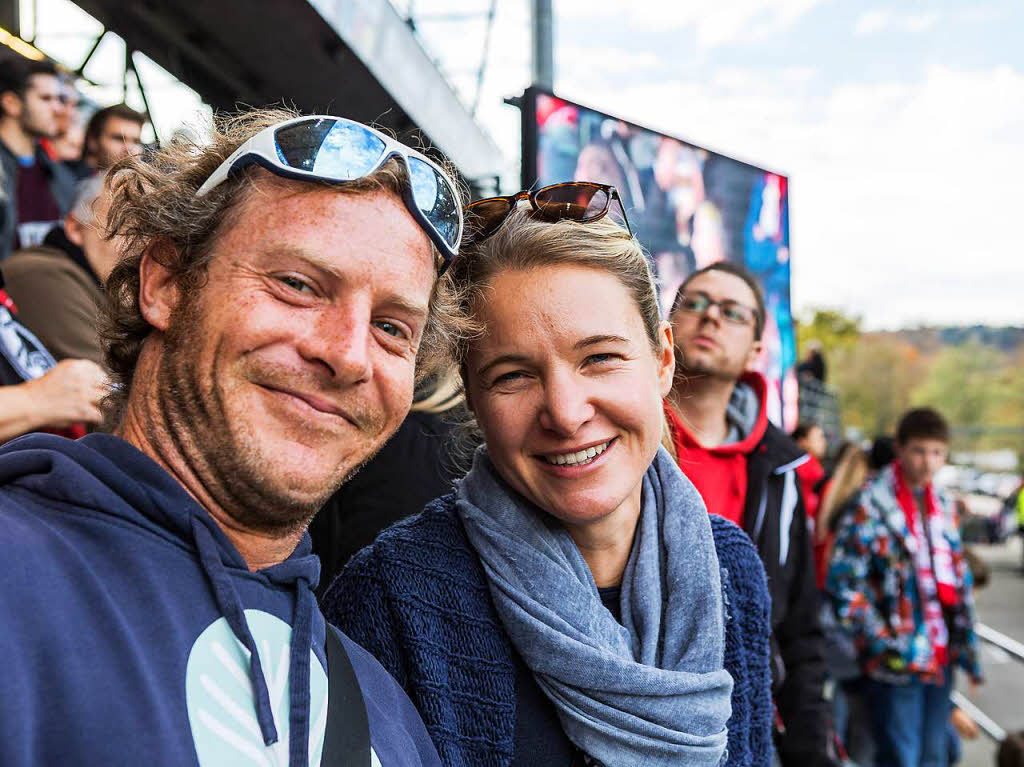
left=99, top=107, right=466, bottom=426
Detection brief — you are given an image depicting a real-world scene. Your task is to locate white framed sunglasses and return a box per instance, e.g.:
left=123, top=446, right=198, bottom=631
left=196, top=115, right=463, bottom=273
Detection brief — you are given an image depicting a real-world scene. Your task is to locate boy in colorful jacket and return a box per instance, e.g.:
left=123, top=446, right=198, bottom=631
left=827, top=407, right=981, bottom=767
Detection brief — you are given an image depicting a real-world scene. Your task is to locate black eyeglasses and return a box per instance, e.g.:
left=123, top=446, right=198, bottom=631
left=674, top=291, right=760, bottom=327
left=464, top=182, right=631, bottom=243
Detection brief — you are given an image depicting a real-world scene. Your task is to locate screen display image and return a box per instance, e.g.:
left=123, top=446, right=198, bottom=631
left=522, top=88, right=796, bottom=425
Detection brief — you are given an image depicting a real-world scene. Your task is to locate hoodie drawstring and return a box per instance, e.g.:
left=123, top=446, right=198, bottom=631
left=191, top=517, right=279, bottom=748
left=287, top=579, right=315, bottom=767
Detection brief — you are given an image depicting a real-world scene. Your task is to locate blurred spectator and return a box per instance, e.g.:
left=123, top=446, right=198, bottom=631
left=797, top=339, right=827, bottom=383
left=998, top=731, right=1024, bottom=767
left=868, top=434, right=896, bottom=473
left=794, top=421, right=828, bottom=525
left=82, top=104, right=144, bottom=173
left=829, top=407, right=982, bottom=767
left=667, top=261, right=834, bottom=767
left=310, top=373, right=464, bottom=595
left=42, top=77, right=87, bottom=174
left=0, top=281, right=105, bottom=440
left=1016, top=480, right=1024, bottom=572
left=817, top=444, right=869, bottom=586
left=0, top=58, right=76, bottom=260
left=2, top=174, right=118, bottom=363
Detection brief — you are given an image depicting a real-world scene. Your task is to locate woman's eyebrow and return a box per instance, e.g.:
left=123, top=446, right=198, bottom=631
left=573, top=334, right=629, bottom=350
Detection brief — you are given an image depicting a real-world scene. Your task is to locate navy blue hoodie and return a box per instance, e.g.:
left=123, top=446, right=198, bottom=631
left=0, top=433, right=442, bottom=767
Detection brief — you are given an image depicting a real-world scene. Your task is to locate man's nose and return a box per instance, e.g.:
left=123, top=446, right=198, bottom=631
left=538, top=370, right=595, bottom=436
left=298, top=305, right=373, bottom=385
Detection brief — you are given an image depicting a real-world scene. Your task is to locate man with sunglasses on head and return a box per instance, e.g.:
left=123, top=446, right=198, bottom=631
left=0, top=108, right=459, bottom=767
left=665, top=261, right=834, bottom=767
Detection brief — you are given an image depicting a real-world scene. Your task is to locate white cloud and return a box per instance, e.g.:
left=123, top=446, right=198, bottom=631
left=854, top=9, right=941, bottom=36
left=555, top=62, right=1024, bottom=328
left=557, top=0, right=827, bottom=50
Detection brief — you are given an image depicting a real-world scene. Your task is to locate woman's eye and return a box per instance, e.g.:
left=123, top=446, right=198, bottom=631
left=277, top=276, right=313, bottom=293
left=585, top=353, right=615, bottom=365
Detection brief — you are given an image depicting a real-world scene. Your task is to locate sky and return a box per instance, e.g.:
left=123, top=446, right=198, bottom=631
left=19, top=0, right=1023, bottom=330
left=395, top=0, right=1024, bottom=330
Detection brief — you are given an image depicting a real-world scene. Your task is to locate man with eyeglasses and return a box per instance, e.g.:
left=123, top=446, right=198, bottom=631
left=666, top=261, right=834, bottom=767
left=0, top=108, right=456, bottom=766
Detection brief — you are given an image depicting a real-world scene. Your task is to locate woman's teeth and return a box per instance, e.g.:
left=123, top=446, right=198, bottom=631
left=543, top=441, right=610, bottom=466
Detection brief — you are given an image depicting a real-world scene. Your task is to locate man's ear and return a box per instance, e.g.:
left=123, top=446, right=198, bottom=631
left=743, top=338, right=763, bottom=372
left=63, top=215, right=84, bottom=247
left=138, top=244, right=180, bottom=332
left=0, top=91, right=22, bottom=120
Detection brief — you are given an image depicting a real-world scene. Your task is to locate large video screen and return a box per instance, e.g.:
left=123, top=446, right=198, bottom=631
left=522, top=88, right=796, bottom=425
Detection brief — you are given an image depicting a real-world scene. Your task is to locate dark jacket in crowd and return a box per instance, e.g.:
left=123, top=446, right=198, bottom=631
left=0, top=432, right=442, bottom=766
left=739, top=422, right=832, bottom=766
left=0, top=142, right=76, bottom=262
left=310, top=410, right=459, bottom=593
left=323, top=496, right=774, bottom=767
left=1, top=226, right=104, bottom=363
left=668, top=373, right=832, bottom=767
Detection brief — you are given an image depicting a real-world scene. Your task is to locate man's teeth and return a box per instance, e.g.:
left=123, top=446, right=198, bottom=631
left=544, top=441, right=610, bottom=466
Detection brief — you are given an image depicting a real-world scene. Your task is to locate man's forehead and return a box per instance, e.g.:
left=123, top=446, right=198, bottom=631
left=27, top=74, right=58, bottom=93
left=687, top=270, right=756, bottom=303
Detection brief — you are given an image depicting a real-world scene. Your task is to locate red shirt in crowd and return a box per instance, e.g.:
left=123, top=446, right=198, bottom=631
left=664, top=372, right=769, bottom=526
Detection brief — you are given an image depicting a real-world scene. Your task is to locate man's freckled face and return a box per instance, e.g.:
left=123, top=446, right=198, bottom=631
left=158, top=184, right=436, bottom=522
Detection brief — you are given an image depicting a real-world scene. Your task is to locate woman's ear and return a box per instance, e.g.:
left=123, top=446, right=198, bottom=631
left=656, top=321, right=676, bottom=398
left=138, top=243, right=180, bottom=332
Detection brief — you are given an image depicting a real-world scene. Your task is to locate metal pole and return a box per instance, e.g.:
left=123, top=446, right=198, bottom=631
left=531, top=0, right=553, bottom=90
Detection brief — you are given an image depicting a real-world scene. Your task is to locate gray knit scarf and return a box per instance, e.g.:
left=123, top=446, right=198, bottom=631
left=456, top=446, right=733, bottom=767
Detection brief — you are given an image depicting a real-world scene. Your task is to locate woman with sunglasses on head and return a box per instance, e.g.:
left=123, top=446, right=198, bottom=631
left=322, top=183, right=773, bottom=767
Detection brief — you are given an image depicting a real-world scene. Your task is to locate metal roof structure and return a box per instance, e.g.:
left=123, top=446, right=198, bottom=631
left=70, top=0, right=503, bottom=183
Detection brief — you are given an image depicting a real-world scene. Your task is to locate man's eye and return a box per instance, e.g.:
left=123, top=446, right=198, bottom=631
left=277, top=276, right=313, bottom=293
left=492, top=371, right=526, bottom=386
left=373, top=320, right=406, bottom=339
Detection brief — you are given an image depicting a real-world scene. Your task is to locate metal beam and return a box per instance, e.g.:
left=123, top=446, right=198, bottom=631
left=531, top=0, right=553, bottom=89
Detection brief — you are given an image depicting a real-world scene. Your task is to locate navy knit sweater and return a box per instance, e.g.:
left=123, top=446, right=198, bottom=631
left=323, top=495, right=773, bottom=767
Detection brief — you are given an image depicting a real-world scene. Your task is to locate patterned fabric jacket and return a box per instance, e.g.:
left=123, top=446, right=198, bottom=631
left=826, top=465, right=982, bottom=683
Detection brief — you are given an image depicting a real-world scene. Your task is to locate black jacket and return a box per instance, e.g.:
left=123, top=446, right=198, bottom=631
left=740, top=422, right=833, bottom=767
left=0, top=142, right=76, bottom=262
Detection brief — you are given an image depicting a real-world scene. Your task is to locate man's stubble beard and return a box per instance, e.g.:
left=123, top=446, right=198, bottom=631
left=673, top=344, right=740, bottom=385
left=155, top=295, right=384, bottom=537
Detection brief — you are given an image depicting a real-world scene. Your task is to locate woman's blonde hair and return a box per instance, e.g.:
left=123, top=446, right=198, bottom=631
left=818, top=446, right=869, bottom=541
left=444, top=205, right=677, bottom=458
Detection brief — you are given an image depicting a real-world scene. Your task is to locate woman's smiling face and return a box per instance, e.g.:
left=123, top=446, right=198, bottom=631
left=465, top=263, right=675, bottom=529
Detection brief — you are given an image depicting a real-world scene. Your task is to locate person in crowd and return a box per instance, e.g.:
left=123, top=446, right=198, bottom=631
left=81, top=102, right=145, bottom=173
left=998, top=731, right=1024, bottom=767
left=2, top=173, right=119, bottom=363
left=817, top=444, right=870, bottom=584
left=310, top=372, right=463, bottom=593
left=793, top=421, right=828, bottom=522
left=0, top=58, right=76, bottom=259
left=828, top=407, right=982, bottom=767
left=0, top=278, right=105, bottom=440
left=665, top=260, right=834, bottom=767
left=797, top=340, right=827, bottom=383
left=1016, top=480, right=1024, bottom=572
left=324, top=194, right=773, bottom=767
left=43, top=77, right=87, bottom=172
left=0, top=108, right=465, bottom=766
left=868, top=435, right=896, bottom=473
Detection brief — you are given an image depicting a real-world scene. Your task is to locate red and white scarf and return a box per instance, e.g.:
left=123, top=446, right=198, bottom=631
left=892, top=461, right=959, bottom=665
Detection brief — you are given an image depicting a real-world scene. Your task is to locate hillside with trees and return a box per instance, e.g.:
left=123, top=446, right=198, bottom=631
left=796, top=310, right=1024, bottom=463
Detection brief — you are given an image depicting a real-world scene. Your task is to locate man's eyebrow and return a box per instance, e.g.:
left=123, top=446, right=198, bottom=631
left=476, top=353, right=531, bottom=379
left=573, top=334, right=629, bottom=350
